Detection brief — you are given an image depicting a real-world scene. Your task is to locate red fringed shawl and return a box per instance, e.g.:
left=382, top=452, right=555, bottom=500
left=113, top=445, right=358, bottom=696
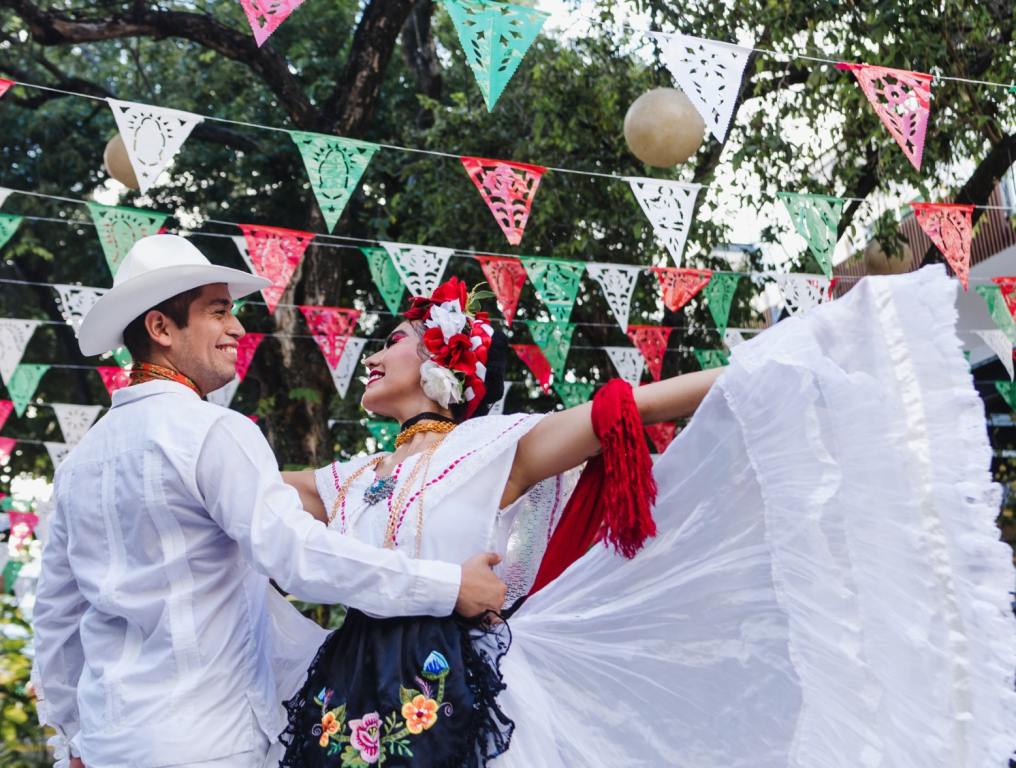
left=528, top=379, right=658, bottom=595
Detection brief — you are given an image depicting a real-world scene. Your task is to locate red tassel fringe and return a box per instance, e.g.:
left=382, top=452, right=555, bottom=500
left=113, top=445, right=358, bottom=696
left=528, top=379, right=657, bottom=595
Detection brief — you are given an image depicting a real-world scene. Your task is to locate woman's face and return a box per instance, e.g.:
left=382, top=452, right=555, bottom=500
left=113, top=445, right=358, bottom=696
left=361, top=321, right=439, bottom=421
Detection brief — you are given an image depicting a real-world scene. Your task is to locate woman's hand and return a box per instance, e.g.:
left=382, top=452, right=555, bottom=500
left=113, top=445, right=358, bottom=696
left=282, top=470, right=327, bottom=523
left=501, top=367, right=725, bottom=508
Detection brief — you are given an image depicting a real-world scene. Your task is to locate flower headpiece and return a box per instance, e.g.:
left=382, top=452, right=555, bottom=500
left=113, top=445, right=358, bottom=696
left=403, top=277, right=495, bottom=418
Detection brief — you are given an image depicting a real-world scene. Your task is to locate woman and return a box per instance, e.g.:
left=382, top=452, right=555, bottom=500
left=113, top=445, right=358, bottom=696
left=281, top=268, right=1016, bottom=767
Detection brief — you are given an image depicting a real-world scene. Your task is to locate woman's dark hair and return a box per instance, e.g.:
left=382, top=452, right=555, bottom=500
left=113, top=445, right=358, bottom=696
left=451, top=329, right=508, bottom=421
left=121, top=286, right=204, bottom=362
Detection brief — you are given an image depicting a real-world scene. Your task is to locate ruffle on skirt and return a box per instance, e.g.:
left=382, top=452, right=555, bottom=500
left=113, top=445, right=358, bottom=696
left=497, top=266, right=1016, bottom=767
left=279, top=610, right=513, bottom=767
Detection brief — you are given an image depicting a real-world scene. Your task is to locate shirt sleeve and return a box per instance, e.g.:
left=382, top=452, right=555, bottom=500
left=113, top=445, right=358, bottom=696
left=195, top=413, right=461, bottom=617
left=32, top=488, right=88, bottom=750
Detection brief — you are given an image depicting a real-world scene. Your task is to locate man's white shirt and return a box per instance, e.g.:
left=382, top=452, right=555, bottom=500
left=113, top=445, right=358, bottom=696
left=32, top=381, right=461, bottom=767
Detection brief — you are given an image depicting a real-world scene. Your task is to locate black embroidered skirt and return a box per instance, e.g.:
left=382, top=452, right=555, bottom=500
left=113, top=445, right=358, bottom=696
left=279, top=610, right=513, bottom=767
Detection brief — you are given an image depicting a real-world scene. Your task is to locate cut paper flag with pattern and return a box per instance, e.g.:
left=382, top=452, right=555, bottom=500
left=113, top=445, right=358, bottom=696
left=723, top=328, right=748, bottom=349
left=381, top=242, right=454, bottom=298
left=512, top=343, right=553, bottom=392
left=0, top=213, right=22, bottom=251
left=53, top=285, right=107, bottom=336
left=239, top=0, right=306, bottom=47
left=995, top=380, right=1016, bottom=413
left=974, top=330, right=1014, bottom=381
left=442, top=0, right=549, bottom=111
left=604, top=346, right=646, bottom=387
left=476, top=255, right=527, bottom=326
left=991, top=277, right=1016, bottom=319
left=291, top=132, right=378, bottom=232
left=703, top=272, right=741, bottom=336
left=0, top=79, right=11, bottom=99
left=653, top=267, right=712, bottom=313
left=910, top=202, right=973, bottom=290
left=7, top=510, right=37, bottom=549
left=87, top=203, right=169, bottom=277
left=461, top=157, right=546, bottom=245
left=362, top=247, right=407, bottom=315
left=629, top=179, right=700, bottom=266
left=776, top=274, right=832, bottom=316
left=110, top=347, right=132, bottom=368
left=553, top=380, right=595, bottom=409
left=45, top=442, right=72, bottom=470
left=626, top=325, right=672, bottom=382
left=975, top=285, right=1016, bottom=343
left=649, top=31, right=753, bottom=142
left=693, top=348, right=730, bottom=370
left=298, top=306, right=361, bottom=369
left=239, top=224, right=314, bottom=313
left=8, top=364, right=49, bottom=417
left=207, top=332, right=264, bottom=408
left=644, top=421, right=677, bottom=454
left=521, top=257, right=585, bottom=323
left=0, top=188, right=14, bottom=208
left=0, top=319, right=39, bottom=386
left=778, top=192, right=845, bottom=278
left=97, top=366, right=130, bottom=398
left=529, top=320, right=575, bottom=378
left=107, top=99, right=203, bottom=193
left=586, top=264, right=641, bottom=332
left=236, top=333, right=266, bottom=382
left=838, top=63, right=932, bottom=171
left=0, top=437, right=14, bottom=463
left=207, top=378, right=241, bottom=409
left=0, top=400, right=12, bottom=432
left=52, top=403, right=103, bottom=445
left=329, top=336, right=367, bottom=398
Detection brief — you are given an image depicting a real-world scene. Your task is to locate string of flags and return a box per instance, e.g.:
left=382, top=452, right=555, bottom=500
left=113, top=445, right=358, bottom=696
left=0, top=189, right=841, bottom=334
left=226, top=0, right=995, bottom=195
left=0, top=69, right=986, bottom=285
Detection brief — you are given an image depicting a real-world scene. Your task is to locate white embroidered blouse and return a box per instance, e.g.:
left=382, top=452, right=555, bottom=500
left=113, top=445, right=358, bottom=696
left=315, top=414, right=576, bottom=607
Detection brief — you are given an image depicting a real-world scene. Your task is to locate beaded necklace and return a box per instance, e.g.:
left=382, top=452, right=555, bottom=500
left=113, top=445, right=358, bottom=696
left=327, top=436, right=445, bottom=548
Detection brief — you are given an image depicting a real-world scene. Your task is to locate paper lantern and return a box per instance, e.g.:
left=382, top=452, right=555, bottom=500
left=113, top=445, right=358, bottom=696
left=624, top=88, right=706, bottom=167
left=863, top=237, right=913, bottom=275
left=103, top=133, right=139, bottom=189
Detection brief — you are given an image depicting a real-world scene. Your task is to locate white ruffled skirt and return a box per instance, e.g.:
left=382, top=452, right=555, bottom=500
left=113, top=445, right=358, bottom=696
left=496, top=266, right=1016, bottom=767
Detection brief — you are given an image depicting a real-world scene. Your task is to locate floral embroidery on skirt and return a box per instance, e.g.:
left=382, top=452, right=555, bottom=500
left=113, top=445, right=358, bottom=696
left=280, top=610, right=513, bottom=767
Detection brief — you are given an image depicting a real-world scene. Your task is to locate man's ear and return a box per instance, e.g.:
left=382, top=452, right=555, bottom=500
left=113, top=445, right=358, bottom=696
left=144, top=310, right=173, bottom=350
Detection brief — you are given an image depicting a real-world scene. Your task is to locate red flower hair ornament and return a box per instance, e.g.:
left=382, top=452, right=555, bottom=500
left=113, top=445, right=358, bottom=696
left=403, top=277, right=495, bottom=418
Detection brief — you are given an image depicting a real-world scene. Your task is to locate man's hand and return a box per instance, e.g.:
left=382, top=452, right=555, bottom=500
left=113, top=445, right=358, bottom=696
left=455, top=552, right=507, bottom=617
left=70, top=758, right=86, bottom=768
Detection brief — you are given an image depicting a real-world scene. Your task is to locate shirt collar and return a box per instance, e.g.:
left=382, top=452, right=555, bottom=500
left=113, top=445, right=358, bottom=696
left=111, top=379, right=203, bottom=408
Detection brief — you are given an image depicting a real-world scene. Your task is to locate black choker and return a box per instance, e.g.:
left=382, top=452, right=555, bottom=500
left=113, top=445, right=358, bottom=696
left=400, top=412, right=456, bottom=431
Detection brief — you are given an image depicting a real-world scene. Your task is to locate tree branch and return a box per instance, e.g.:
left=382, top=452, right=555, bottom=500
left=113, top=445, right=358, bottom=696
left=0, top=53, right=261, bottom=153
left=319, top=0, right=417, bottom=135
left=920, top=132, right=1016, bottom=266
left=0, top=0, right=324, bottom=129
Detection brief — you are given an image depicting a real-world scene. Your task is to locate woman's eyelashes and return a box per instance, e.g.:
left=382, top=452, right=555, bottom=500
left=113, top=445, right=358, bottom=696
left=385, top=331, right=407, bottom=349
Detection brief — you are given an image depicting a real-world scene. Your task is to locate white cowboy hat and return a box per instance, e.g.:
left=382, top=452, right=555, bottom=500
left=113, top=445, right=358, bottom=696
left=78, top=234, right=271, bottom=356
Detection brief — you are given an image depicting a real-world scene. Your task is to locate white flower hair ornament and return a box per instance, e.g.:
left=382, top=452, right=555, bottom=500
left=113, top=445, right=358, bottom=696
left=402, top=277, right=495, bottom=417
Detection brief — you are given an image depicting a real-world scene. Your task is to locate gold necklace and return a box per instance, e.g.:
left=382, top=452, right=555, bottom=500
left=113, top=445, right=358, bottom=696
left=327, top=455, right=385, bottom=532
left=383, top=439, right=443, bottom=549
left=395, top=420, right=456, bottom=449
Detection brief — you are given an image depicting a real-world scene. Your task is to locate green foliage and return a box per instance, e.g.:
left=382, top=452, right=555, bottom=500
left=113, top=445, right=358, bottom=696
left=0, top=597, right=47, bottom=767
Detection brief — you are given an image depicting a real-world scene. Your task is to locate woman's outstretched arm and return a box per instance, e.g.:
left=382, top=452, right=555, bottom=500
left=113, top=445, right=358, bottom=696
left=282, top=470, right=327, bottom=523
left=502, top=368, right=724, bottom=508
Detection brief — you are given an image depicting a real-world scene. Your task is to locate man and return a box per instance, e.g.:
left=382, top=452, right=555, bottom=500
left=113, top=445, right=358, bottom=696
left=33, top=235, right=506, bottom=768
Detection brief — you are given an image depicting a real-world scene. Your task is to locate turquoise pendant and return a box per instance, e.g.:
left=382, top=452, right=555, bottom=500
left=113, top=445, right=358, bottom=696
left=363, top=475, right=396, bottom=506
